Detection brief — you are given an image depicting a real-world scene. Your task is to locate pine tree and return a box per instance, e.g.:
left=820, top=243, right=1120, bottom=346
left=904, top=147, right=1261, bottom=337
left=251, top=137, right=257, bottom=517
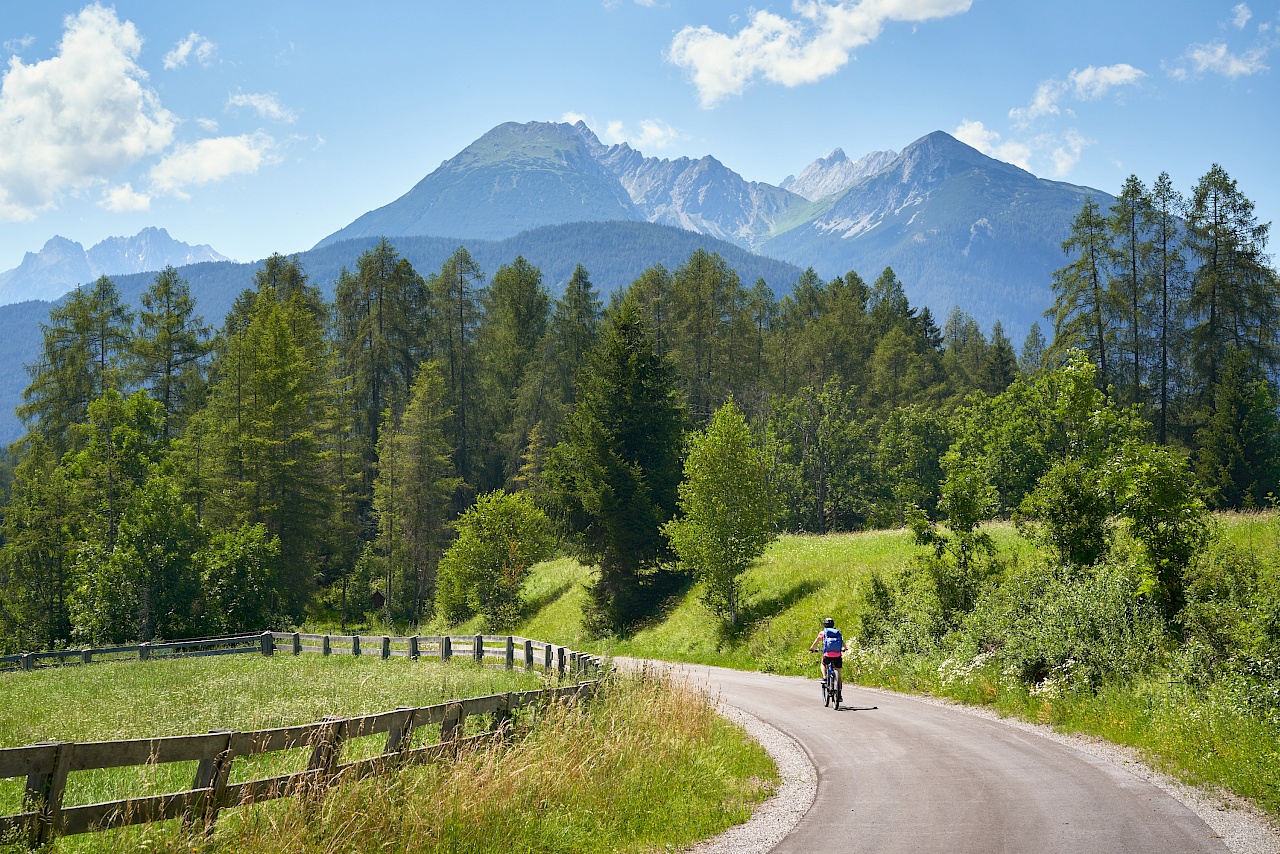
left=543, top=303, right=686, bottom=633
left=20, top=275, right=134, bottom=455
left=477, top=256, right=550, bottom=490
left=1107, top=175, right=1155, bottom=409
left=1048, top=197, right=1113, bottom=392
left=1184, top=165, right=1278, bottom=405
left=427, top=247, right=485, bottom=493
left=1146, top=173, right=1187, bottom=444
left=372, top=361, right=461, bottom=622
left=133, top=266, right=213, bottom=439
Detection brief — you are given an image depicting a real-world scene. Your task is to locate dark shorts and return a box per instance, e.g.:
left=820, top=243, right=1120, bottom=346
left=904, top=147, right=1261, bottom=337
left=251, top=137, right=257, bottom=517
left=821, top=654, right=843, bottom=669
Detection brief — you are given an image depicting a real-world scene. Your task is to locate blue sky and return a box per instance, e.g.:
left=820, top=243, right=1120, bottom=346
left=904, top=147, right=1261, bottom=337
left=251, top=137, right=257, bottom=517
left=1, top=1, right=1276, bottom=271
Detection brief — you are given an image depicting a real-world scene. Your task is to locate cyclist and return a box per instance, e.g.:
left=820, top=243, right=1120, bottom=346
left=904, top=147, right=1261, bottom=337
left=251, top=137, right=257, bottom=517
left=809, top=617, right=848, bottom=703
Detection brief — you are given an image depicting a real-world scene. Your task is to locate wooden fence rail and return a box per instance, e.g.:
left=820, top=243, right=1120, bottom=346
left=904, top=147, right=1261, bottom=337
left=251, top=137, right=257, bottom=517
left=2, top=632, right=602, bottom=680
left=0, top=632, right=605, bottom=848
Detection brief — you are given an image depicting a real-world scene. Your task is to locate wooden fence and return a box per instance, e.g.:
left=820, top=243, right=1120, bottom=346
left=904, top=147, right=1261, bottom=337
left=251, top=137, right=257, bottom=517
left=0, top=632, right=603, bottom=680
left=0, top=632, right=605, bottom=847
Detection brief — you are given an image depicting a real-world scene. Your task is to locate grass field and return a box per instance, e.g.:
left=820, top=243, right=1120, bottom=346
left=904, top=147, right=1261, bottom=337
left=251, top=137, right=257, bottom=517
left=2, top=645, right=776, bottom=853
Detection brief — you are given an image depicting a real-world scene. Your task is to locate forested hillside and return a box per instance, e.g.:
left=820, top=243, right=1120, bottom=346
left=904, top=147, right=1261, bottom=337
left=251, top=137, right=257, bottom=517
left=0, top=162, right=1276, bottom=653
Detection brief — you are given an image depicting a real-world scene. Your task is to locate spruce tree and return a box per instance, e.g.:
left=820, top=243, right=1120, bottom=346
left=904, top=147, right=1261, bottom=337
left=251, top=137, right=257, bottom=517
left=133, top=266, right=213, bottom=439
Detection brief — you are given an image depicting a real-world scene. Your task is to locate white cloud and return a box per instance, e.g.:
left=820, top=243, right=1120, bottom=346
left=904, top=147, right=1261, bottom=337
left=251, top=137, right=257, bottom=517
left=1232, top=4, right=1253, bottom=29
left=1050, top=129, right=1088, bottom=177
left=1182, top=41, right=1269, bottom=77
left=149, top=132, right=277, bottom=198
left=561, top=111, right=589, bottom=125
left=101, top=182, right=150, bottom=212
left=669, top=0, right=973, bottom=107
left=3, top=35, right=35, bottom=53
left=953, top=120, right=1031, bottom=170
left=602, top=118, right=680, bottom=150
left=197, top=117, right=220, bottom=132
left=227, top=92, right=298, bottom=123
left=164, top=33, right=216, bottom=69
left=0, top=4, right=175, bottom=221
left=1010, top=64, right=1145, bottom=125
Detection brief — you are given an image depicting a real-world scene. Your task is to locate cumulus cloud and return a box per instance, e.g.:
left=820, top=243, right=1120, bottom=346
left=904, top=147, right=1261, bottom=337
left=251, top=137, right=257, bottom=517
left=1182, top=41, right=1269, bottom=77
left=163, top=32, right=215, bottom=69
left=602, top=118, right=680, bottom=150
left=1010, top=64, right=1146, bottom=124
left=149, top=132, right=277, bottom=198
left=0, top=4, right=175, bottom=220
left=669, top=0, right=973, bottom=107
left=953, top=120, right=1031, bottom=170
left=227, top=92, right=298, bottom=123
left=101, top=182, right=151, bottom=212
left=1232, top=4, right=1253, bottom=29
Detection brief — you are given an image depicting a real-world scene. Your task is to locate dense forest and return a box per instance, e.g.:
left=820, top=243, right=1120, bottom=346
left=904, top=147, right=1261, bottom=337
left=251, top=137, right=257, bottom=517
left=0, top=163, right=1276, bottom=650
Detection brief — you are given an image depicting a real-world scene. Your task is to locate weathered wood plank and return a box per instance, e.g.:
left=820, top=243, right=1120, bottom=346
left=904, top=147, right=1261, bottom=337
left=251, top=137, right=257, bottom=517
left=67, top=733, right=228, bottom=771
left=0, top=743, right=59, bottom=780
left=59, top=790, right=202, bottom=836
left=229, top=721, right=330, bottom=756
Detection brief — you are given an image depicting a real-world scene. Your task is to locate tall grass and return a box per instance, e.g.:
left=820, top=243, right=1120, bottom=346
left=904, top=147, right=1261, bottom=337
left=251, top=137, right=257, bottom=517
left=47, top=673, right=776, bottom=854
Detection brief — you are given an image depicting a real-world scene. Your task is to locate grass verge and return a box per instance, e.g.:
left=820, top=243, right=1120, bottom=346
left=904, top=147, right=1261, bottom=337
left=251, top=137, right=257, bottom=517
left=30, top=671, right=776, bottom=854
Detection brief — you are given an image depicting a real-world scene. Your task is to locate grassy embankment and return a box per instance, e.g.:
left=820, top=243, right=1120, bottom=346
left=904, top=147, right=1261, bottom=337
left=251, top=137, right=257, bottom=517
left=496, top=515, right=1280, bottom=816
left=2, top=652, right=775, bottom=853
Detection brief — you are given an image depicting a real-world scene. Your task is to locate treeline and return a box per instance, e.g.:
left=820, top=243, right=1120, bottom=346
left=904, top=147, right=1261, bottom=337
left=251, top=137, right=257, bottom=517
left=0, top=163, right=1275, bottom=649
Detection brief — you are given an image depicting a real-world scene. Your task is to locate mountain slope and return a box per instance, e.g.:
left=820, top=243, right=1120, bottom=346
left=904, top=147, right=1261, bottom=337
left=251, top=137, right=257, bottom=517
left=761, top=131, right=1111, bottom=337
left=316, top=122, right=644, bottom=247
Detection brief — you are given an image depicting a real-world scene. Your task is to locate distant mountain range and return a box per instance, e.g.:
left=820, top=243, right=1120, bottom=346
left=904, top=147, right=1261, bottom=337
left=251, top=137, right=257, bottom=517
left=318, top=120, right=1111, bottom=337
left=0, top=227, right=229, bottom=305
left=0, top=118, right=1117, bottom=443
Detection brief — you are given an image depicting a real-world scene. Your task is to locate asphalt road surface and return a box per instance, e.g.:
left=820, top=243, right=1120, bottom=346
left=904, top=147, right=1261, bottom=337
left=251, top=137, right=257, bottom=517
left=651, top=661, right=1236, bottom=854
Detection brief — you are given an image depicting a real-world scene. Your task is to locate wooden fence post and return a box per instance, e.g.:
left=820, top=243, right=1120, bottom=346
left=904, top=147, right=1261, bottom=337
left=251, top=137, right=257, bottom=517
left=306, top=716, right=346, bottom=790
left=440, top=701, right=465, bottom=743
left=473, top=634, right=484, bottom=665
left=542, top=643, right=552, bottom=672
left=351, top=635, right=361, bottom=657
left=557, top=647, right=566, bottom=678
left=441, top=636, right=452, bottom=662
left=322, top=635, right=331, bottom=656
left=408, top=635, right=420, bottom=659
left=19, top=653, right=32, bottom=671
left=139, top=642, right=150, bottom=661
left=26, top=741, right=71, bottom=846
left=80, top=649, right=92, bottom=665
left=381, top=636, right=391, bottom=660
left=259, top=631, right=274, bottom=656
left=292, top=632, right=302, bottom=655
left=186, top=730, right=233, bottom=835
left=523, top=639, right=533, bottom=671
left=505, top=637, right=514, bottom=669
left=383, top=707, right=415, bottom=756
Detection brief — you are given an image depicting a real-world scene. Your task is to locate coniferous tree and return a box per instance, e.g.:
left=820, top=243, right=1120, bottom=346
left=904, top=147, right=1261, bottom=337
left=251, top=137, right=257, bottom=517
left=428, top=247, right=485, bottom=493
left=477, top=256, right=550, bottom=490
left=1020, top=321, right=1047, bottom=375
left=1048, top=197, right=1113, bottom=392
left=1147, top=172, right=1188, bottom=445
left=371, top=360, right=461, bottom=622
left=20, top=275, right=134, bottom=455
left=1107, top=175, right=1155, bottom=409
left=543, top=303, right=686, bottom=633
left=1184, top=165, right=1278, bottom=406
left=0, top=437, right=74, bottom=651
left=133, top=266, right=213, bottom=439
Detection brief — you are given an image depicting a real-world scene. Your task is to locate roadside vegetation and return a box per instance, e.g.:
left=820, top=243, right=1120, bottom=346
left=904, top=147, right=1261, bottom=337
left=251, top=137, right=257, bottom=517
left=0, top=656, right=775, bottom=853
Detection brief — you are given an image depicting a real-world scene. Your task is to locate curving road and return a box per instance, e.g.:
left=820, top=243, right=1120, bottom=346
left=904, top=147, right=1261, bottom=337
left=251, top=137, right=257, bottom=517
left=645, top=662, right=1243, bottom=854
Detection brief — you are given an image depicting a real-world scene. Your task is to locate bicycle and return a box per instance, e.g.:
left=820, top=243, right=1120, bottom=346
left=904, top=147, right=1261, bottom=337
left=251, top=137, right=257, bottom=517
left=820, top=657, right=841, bottom=710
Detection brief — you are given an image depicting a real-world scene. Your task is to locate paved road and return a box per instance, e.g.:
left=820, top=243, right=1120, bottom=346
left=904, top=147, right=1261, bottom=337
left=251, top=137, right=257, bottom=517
left=657, top=662, right=1231, bottom=854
